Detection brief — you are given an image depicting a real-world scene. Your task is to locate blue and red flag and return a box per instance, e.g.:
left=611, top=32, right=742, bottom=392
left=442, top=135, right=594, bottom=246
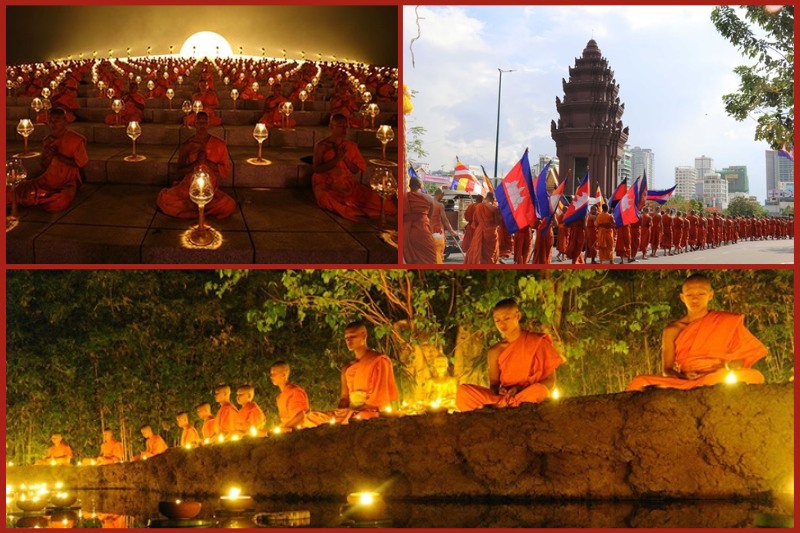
left=778, top=145, right=794, bottom=161
left=563, top=171, right=590, bottom=226
left=494, top=149, right=536, bottom=234
left=614, top=180, right=640, bottom=227
left=608, top=178, right=627, bottom=209
left=647, top=185, right=677, bottom=204
left=637, top=171, right=649, bottom=210
left=533, top=161, right=552, bottom=220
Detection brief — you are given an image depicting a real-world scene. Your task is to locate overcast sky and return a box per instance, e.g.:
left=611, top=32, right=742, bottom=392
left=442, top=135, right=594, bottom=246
left=403, top=6, right=777, bottom=201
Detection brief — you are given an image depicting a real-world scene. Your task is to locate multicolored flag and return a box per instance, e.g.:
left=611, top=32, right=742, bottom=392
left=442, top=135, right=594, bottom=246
left=494, top=149, right=536, bottom=234
left=449, top=158, right=482, bottom=194
left=480, top=165, right=496, bottom=194
left=588, top=184, right=604, bottom=207
left=614, top=180, right=640, bottom=227
left=563, top=172, right=590, bottom=225
left=608, top=178, right=627, bottom=209
left=646, top=185, right=677, bottom=204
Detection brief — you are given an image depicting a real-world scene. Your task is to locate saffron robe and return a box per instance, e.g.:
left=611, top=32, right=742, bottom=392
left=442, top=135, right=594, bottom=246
left=513, top=226, right=533, bottom=264
left=595, top=212, right=616, bottom=262
left=183, top=90, right=222, bottom=127
left=639, top=212, right=652, bottom=255
left=565, top=220, right=585, bottom=264
left=144, top=434, right=168, bottom=457
left=277, top=383, right=310, bottom=427
left=180, top=426, right=201, bottom=447
left=236, top=401, right=266, bottom=432
left=403, top=191, right=437, bottom=264
left=98, top=439, right=124, bottom=464
left=531, top=224, right=554, bottom=264
left=649, top=212, right=662, bottom=254
left=45, top=442, right=74, bottom=464
left=465, top=201, right=501, bottom=264
left=200, top=417, right=216, bottom=439
left=215, top=402, right=239, bottom=435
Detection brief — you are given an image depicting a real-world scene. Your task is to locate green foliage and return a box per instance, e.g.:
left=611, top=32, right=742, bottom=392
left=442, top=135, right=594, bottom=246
left=664, top=195, right=705, bottom=215
left=725, top=196, right=767, bottom=217
left=711, top=6, right=794, bottom=149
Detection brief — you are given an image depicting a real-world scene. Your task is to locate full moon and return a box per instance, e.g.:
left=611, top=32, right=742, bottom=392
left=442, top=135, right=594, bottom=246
left=179, top=31, right=233, bottom=58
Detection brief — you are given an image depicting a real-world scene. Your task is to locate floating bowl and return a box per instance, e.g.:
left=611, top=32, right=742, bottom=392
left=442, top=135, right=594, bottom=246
left=15, top=516, right=49, bottom=528
left=219, top=496, right=253, bottom=512
left=346, top=492, right=383, bottom=505
left=51, top=492, right=78, bottom=508
left=50, top=509, right=78, bottom=528
left=16, top=497, right=49, bottom=512
left=158, top=500, right=202, bottom=520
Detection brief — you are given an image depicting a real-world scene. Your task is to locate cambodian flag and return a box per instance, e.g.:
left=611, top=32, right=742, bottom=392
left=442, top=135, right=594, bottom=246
left=614, top=180, right=640, bottom=227
left=608, top=178, right=627, bottom=209
left=494, top=149, right=536, bottom=234
left=637, top=171, right=649, bottom=210
left=533, top=161, right=552, bottom=219
left=563, top=172, right=590, bottom=225
left=647, top=185, right=677, bottom=204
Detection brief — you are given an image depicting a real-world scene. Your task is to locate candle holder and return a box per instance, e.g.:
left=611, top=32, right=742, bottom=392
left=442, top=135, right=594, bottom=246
left=188, top=167, right=216, bottom=247
left=51, top=491, right=77, bottom=508
left=223, top=76, right=230, bottom=86
left=6, top=158, right=27, bottom=232
left=230, top=89, right=239, bottom=110
left=41, top=87, right=51, bottom=99
left=158, top=500, right=202, bottom=520
left=97, top=80, right=106, bottom=95
left=166, top=88, right=175, bottom=109
left=106, top=87, right=115, bottom=100
left=7, top=79, right=14, bottom=97
left=369, top=166, right=398, bottom=228
left=362, top=90, right=372, bottom=104
left=181, top=100, right=192, bottom=117
left=111, top=98, right=124, bottom=127
left=14, top=119, right=39, bottom=159
left=30, top=97, right=44, bottom=124
left=147, top=80, right=155, bottom=97
left=305, top=82, right=314, bottom=94
left=298, top=90, right=308, bottom=111
left=192, top=100, right=204, bottom=114
left=268, top=77, right=274, bottom=86
left=366, top=103, right=380, bottom=131
left=124, top=121, right=146, bottom=162
left=177, top=75, right=184, bottom=85
left=368, top=125, right=397, bottom=167
left=218, top=487, right=253, bottom=513
left=279, top=101, right=294, bottom=130
left=247, top=123, right=271, bottom=166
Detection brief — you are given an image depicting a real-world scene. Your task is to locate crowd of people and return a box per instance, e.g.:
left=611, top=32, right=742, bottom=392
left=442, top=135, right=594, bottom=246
left=34, top=274, right=768, bottom=465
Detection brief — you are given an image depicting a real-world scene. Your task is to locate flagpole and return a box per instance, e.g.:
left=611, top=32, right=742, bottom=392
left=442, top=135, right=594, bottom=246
left=494, top=68, right=514, bottom=186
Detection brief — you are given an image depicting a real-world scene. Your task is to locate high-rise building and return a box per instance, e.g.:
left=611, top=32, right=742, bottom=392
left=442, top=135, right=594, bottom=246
left=765, top=150, right=794, bottom=200
left=533, top=154, right=559, bottom=177
left=674, top=166, right=697, bottom=199
left=719, top=165, right=749, bottom=194
left=618, top=145, right=632, bottom=184
left=694, top=155, right=714, bottom=197
left=631, top=146, right=654, bottom=187
left=702, top=172, right=728, bottom=209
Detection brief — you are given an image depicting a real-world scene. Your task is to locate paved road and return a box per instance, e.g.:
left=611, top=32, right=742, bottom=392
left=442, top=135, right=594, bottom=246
left=445, top=238, right=794, bottom=265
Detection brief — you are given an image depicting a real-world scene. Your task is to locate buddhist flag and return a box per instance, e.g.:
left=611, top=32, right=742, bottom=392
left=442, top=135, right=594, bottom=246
left=608, top=178, right=627, bottom=209
left=533, top=161, right=552, bottom=219
left=449, top=158, right=482, bottom=194
left=647, top=185, right=677, bottom=204
left=588, top=184, right=604, bottom=207
left=613, top=180, right=640, bottom=227
left=494, top=149, right=536, bottom=234
left=563, top=172, right=590, bottom=225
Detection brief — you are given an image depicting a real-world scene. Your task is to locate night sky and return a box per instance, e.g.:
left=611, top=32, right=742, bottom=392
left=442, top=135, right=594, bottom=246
left=5, top=5, right=397, bottom=66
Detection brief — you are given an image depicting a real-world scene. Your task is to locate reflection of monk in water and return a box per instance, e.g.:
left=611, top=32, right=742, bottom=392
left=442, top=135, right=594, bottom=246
left=425, top=356, right=458, bottom=410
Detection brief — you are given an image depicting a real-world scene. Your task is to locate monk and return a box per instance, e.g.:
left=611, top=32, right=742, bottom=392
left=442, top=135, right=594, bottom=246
left=311, top=113, right=390, bottom=222
left=258, top=84, right=295, bottom=128
left=403, top=177, right=438, bottom=264
left=50, top=81, right=79, bottom=123
left=131, top=425, right=168, bottom=461
left=184, top=80, right=222, bottom=127
left=96, top=429, right=124, bottom=464
left=531, top=219, right=555, bottom=264
left=456, top=299, right=565, bottom=411
left=627, top=274, right=767, bottom=392
left=555, top=211, right=569, bottom=262
left=235, top=384, right=266, bottom=435
left=565, top=216, right=586, bottom=264
left=9, top=108, right=88, bottom=212
left=269, top=361, right=310, bottom=431
left=195, top=402, right=216, bottom=441
left=431, top=189, right=458, bottom=264
left=585, top=204, right=598, bottom=264
left=661, top=209, right=673, bottom=255
left=213, top=384, right=239, bottom=437
left=650, top=206, right=662, bottom=257
left=460, top=196, right=482, bottom=254
left=306, top=321, right=399, bottom=426
left=595, top=204, right=616, bottom=264
left=465, top=191, right=502, bottom=264
left=638, top=206, right=651, bottom=260
left=105, top=81, right=145, bottom=125
left=36, top=433, right=73, bottom=465
left=176, top=412, right=201, bottom=448
left=156, top=111, right=237, bottom=219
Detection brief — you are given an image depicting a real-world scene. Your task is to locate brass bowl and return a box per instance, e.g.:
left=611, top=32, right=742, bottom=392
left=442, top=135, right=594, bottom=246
left=219, top=496, right=252, bottom=512
left=158, top=500, right=202, bottom=520
left=51, top=492, right=78, bottom=508
left=15, top=516, right=49, bottom=528
left=16, top=497, right=49, bottom=512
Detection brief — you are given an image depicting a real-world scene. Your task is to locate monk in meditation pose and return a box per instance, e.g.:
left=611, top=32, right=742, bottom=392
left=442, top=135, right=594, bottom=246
left=176, top=412, right=201, bottom=447
left=214, top=384, right=239, bottom=437
left=50, top=81, right=79, bottom=123
left=131, top=425, right=167, bottom=461
left=425, top=356, right=458, bottom=411
left=235, top=384, right=266, bottom=435
left=456, top=299, right=565, bottom=411
left=403, top=177, right=437, bottom=264
left=269, top=361, right=310, bottom=431
left=306, top=321, right=399, bottom=426
left=96, top=429, right=124, bottom=464
left=626, top=274, right=768, bottom=392
left=311, top=113, right=390, bottom=222
left=465, top=191, right=502, bottom=264
left=36, top=433, right=73, bottom=465
left=195, top=402, right=216, bottom=441
left=184, top=80, right=222, bottom=127
left=156, top=111, right=237, bottom=219
left=258, top=84, right=295, bottom=128
left=9, top=109, right=88, bottom=212
left=105, top=81, right=145, bottom=125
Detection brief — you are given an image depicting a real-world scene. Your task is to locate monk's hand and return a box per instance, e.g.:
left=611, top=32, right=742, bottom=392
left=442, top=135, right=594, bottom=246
left=683, top=371, right=702, bottom=380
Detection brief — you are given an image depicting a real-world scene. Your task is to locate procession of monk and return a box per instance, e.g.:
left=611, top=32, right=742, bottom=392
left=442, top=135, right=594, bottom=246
left=35, top=274, right=770, bottom=465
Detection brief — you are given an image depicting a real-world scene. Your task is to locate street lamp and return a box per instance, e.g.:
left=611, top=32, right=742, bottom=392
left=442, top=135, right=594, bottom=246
left=493, top=68, right=515, bottom=184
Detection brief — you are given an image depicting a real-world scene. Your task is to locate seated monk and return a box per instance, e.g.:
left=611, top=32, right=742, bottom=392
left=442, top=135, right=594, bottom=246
left=403, top=177, right=437, bottom=264
left=235, top=384, right=266, bottom=435
left=213, top=384, right=240, bottom=438
left=130, top=425, right=167, bottom=461
left=311, top=113, right=393, bottom=222
left=96, top=428, right=124, bottom=464
left=195, top=402, right=216, bottom=442
left=258, top=84, right=295, bottom=128
left=156, top=111, right=237, bottom=219
left=270, top=360, right=310, bottom=431
left=105, top=81, right=145, bottom=125
left=306, top=321, right=399, bottom=426
left=240, top=81, right=264, bottom=101
left=457, top=298, right=565, bottom=411
left=425, top=356, right=458, bottom=411
left=48, top=81, right=79, bottom=123
left=36, top=433, right=74, bottom=465
left=627, top=274, right=768, bottom=391
left=184, top=80, right=222, bottom=127
left=176, top=411, right=201, bottom=448
left=9, top=109, right=88, bottom=213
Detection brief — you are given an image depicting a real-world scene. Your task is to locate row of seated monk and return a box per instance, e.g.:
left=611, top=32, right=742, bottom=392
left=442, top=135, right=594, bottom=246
left=35, top=273, right=771, bottom=465
left=7, top=109, right=396, bottom=222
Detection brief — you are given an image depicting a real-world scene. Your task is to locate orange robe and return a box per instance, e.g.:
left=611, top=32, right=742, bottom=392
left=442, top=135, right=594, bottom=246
left=156, top=134, right=237, bottom=219
left=465, top=201, right=500, bottom=264
left=531, top=224, right=554, bottom=264
left=461, top=203, right=478, bottom=253
left=215, top=403, right=239, bottom=435
left=431, top=202, right=447, bottom=264
left=105, top=93, right=145, bottom=125
left=565, top=220, right=585, bottom=264
left=586, top=214, right=598, bottom=261
left=556, top=214, right=569, bottom=255
left=200, top=417, right=216, bottom=439
left=98, top=439, right=124, bottom=464
left=180, top=426, right=201, bottom=447
left=513, top=226, right=532, bottom=264
left=277, top=383, right=310, bottom=428
left=615, top=224, right=631, bottom=259
left=312, top=139, right=390, bottom=222
left=45, top=442, right=74, bottom=464
left=661, top=213, right=673, bottom=250
left=626, top=311, right=767, bottom=391
left=639, top=212, right=652, bottom=255
left=237, top=401, right=266, bottom=432
left=595, top=212, right=616, bottom=262
left=403, top=191, right=437, bottom=264
left=498, top=216, right=514, bottom=259
left=650, top=212, right=662, bottom=254
left=144, top=434, right=168, bottom=457
left=183, top=90, right=222, bottom=127
left=456, top=331, right=565, bottom=411
left=51, top=89, right=79, bottom=123
left=258, top=94, right=296, bottom=128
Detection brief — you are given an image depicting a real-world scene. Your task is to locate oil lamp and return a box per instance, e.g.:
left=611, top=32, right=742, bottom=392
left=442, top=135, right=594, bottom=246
left=280, top=101, right=294, bottom=130
left=305, top=82, right=313, bottom=93
left=124, top=121, right=145, bottom=162
left=369, top=167, right=397, bottom=228
left=366, top=103, right=380, bottom=131
left=268, top=77, right=274, bottom=86
left=223, top=76, right=230, bottom=86
left=106, top=87, right=115, bottom=100
left=219, top=487, right=253, bottom=512
left=368, top=125, right=396, bottom=166
left=41, top=87, right=51, bottom=99
left=30, top=97, right=44, bottom=124
left=551, top=387, right=562, bottom=400
left=159, top=499, right=202, bottom=520
left=298, top=90, right=308, bottom=111
left=97, top=80, right=106, bottom=94
left=6, top=158, right=27, bottom=231
left=146, top=79, right=155, bottom=97
left=15, top=119, right=39, bottom=158
left=362, top=90, right=372, bottom=104
left=111, top=98, right=124, bottom=127
left=192, top=100, right=204, bottom=114
left=181, top=100, right=192, bottom=116
left=135, top=75, right=142, bottom=84
left=276, top=73, right=283, bottom=83
left=187, top=166, right=215, bottom=247
left=166, top=88, right=175, bottom=109
left=230, top=89, right=239, bottom=110
left=247, top=123, right=271, bottom=166
left=342, top=491, right=389, bottom=523
left=251, top=81, right=260, bottom=95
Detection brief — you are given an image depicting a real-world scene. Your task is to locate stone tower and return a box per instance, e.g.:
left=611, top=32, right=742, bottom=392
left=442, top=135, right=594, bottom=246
left=551, top=39, right=628, bottom=195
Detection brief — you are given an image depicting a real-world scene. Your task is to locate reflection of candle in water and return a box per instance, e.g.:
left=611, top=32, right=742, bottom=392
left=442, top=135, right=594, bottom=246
left=725, top=370, right=737, bottom=384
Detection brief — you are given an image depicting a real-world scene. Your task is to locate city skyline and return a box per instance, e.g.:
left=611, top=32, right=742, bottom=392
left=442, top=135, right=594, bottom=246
left=403, top=5, right=781, bottom=202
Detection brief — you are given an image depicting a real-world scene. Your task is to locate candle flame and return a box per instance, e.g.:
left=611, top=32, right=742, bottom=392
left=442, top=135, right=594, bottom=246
left=725, top=370, right=738, bottom=384
left=383, top=406, right=392, bottom=414
left=272, top=426, right=282, bottom=435
left=218, top=434, right=225, bottom=443
left=176, top=499, right=182, bottom=504
left=358, top=492, right=376, bottom=506
left=203, top=438, right=210, bottom=444
left=551, top=387, right=561, bottom=400
left=249, top=426, right=257, bottom=437
left=231, top=434, right=240, bottom=442
left=184, top=443, right=193, bottom=450
left=329, top=418, right=336, bottom=425
left=228, top=487, right=241, bottom=498
left=55, top=482, right=63, bottom=489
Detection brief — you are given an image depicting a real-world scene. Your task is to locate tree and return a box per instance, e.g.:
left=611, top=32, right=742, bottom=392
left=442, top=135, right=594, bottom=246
left=725, top=195, right=766, bottom=217
left=711, top=6, right=794, bottom=149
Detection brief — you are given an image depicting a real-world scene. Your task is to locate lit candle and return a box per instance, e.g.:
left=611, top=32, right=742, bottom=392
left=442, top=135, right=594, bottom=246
left=272, top=426, right=282, bottom=435
left=217, top=434, right=225, bottom=443
left=184, top=443, right=193, bottom=450
left=329, top=418, right=336, bottom=425
left=551, top=387, right=561, bottom=400
left=249, top=426, right=257, bottom=437
left=230, top=434, right=240, bottom=442
left=725, top=370, right=737, bottom=384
